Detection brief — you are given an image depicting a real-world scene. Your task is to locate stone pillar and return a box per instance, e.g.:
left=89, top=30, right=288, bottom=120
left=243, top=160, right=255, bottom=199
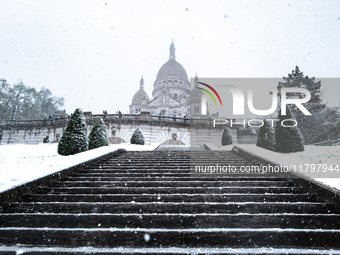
left=139, top=111, right=151, bottom=121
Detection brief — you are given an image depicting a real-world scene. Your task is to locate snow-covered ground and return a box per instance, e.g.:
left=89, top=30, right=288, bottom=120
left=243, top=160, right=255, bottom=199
left=228, top=144, right=340, bottom=191
left=0, top=143, right=159, bottom=193
left=0, top=143, right=339, bottom=193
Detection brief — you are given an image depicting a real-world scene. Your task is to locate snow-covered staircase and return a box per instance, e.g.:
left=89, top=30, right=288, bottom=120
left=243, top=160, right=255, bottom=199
left=0, top=150, right=339, bottom=254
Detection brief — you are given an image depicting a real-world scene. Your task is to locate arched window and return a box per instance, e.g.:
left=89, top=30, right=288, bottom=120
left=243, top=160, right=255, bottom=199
left=174, top=93, right=178, bottom=100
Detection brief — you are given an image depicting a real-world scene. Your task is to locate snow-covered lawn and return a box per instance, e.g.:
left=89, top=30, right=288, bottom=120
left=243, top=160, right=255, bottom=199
left=232, top=144, right=340, bottom=191
left=0, top=143, right=159, bottom=193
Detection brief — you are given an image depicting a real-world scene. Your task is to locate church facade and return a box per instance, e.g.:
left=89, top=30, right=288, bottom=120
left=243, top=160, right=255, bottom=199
left=129, top=42, right=207, bottom=117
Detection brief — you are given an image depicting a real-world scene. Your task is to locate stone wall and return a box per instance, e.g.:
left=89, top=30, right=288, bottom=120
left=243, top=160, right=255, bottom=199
left=0, top=113, right=256, bottom=146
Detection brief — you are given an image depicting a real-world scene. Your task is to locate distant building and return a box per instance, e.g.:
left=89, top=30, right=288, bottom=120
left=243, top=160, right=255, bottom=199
left=129, top=42, right=209, bottom=117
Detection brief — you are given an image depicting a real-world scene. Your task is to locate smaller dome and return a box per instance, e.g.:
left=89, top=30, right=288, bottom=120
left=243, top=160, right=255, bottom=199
left=189, top=87, right=204, bottom=102
left=131, top=76, right=150, bottom=104
left=132, top=89, right=150, bottom=104
left=190, top=74, right=203, bottom=101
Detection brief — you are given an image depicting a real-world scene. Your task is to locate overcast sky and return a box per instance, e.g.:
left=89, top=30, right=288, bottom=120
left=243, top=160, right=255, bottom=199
left=1, top=0, right=340, bottom=114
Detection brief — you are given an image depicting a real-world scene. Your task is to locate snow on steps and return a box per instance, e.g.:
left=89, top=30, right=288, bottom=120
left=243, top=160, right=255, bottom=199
left=0, top=149, right=339, bottom=254
left=1, top=246, right=340, bottom=255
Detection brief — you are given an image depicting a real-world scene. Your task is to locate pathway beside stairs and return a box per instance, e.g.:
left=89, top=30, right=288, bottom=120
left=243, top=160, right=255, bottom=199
left=0, top=149, right=339, bottom=254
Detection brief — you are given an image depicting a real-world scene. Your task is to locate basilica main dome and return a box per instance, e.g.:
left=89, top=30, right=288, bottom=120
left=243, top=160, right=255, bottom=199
left=129, top=42, right=195, bottom=117
left=152, top=42, right=190, bottom=99
left=155, top=43, right=189, bottom=82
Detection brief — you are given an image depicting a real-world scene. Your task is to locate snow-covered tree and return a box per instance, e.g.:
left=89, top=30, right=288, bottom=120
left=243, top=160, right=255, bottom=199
left=0, top=79, right=10, bottom=118
left=221, top=127, right=233, bottom=146
left=58, top=108, right=88, bottom=156
left=277, top=66, right=325, bottom=144
left=275, top=106, right=304, bottom=153
left=130, top=128, right=145, bottom=145
left=89, top=117, right=109, bottom=150
left=313, top=107, right=340, bottom=143
left=0, top=79, right=65, bottom=121
left=256, top=120, right=275, bottom=151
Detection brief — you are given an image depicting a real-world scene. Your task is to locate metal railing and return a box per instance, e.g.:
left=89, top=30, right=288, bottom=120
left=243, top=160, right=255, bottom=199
left=0, top=114, right=215, bottom=127
left=91, top=114, right=216, bottom=125
left=0, top=117, right=71, bottom=127
left=1, top=114, right=257, bottom=128
left=312, top=139, right=340, bottom=146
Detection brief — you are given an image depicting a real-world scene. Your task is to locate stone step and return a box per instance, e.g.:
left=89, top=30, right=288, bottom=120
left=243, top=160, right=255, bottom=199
left=37, top=186, right=302, bottom=194
left=83, top=164, right=259, bottom=169
left=0, top=149, right=338, bottom=251
left=73, top=172, right=195, bottom=177
left=106, top=156, right=249, bottom=158
left=92, top=164, right=278, bottom=171
left=79, top=165, right=264, bottom=171
left=105, top=158, right=249, bottom=162
left=52, top=180, right=296, bottom=187
left=103, top=160, right=253, bottom=164
left=1, top=247, right=340, bottom=255
left=2, top=247, right=340, bottom=255
left=22, top=193, right=318, bottom=203
left=1, top=213, right=339, bottom=229
left=70, top=172, right=278, bottom=177
left=93, top=159, right=252, bottom=164
left=101, top=155, right=247, bottom=159
left=65, top=176, right=291, bottom=181
left=112, top=151, right=235, bottom=155
left=4, top=201, right=335, bottom=214
left=0, top=228, right=338, bottom=248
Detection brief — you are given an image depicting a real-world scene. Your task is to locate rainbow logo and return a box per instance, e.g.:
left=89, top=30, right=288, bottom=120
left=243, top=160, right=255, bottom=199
left=196, top=82, right=223, bottom=106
